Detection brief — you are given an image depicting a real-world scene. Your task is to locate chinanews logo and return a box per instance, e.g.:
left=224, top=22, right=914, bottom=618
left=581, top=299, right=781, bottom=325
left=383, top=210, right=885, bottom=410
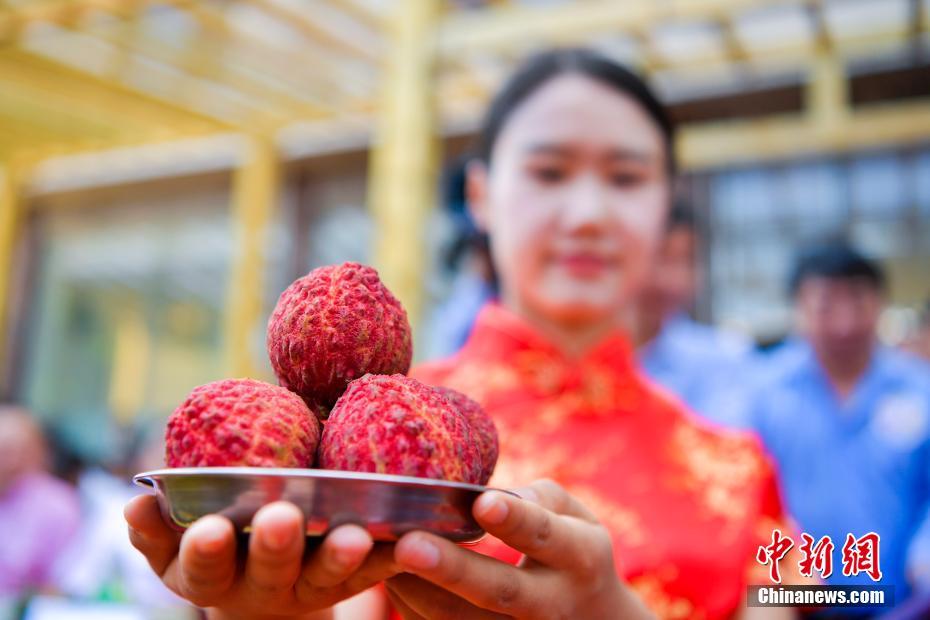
left=749, top=530, right=893, bottom=609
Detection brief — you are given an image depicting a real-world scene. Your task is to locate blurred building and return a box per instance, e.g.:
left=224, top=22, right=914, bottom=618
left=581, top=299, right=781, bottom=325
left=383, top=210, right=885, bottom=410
left=0, top=0, right=928, bottom=461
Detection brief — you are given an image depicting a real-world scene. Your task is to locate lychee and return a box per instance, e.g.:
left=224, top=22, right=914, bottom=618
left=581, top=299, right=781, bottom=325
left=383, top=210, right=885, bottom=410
left=319, top=374, right=484, bottom=484
left=165, top=378, right=321, bottom=468
left=267, top=263, right=412, bottom=420
left=437, top=387, right=498, bottom=485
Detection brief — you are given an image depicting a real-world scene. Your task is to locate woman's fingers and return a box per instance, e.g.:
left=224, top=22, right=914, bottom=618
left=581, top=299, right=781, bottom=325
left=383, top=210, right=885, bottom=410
left=473, top=490, right=611, bottom=574
left=244, top=502, right=306, bottom=602
left=296, top=535, right=399, bottom=608
left=176, top=514, right=238, bottom=607
left=126, top=496, right=403, bottom=615
left=124, top=494, right=182, bottom=577
left=339, top=543, right=402, bottom=595
left=386, top=574, right=510, bottom=620
left=301, top=524, right=374, bottom=588
left=295, top=524, right=392, bottom=608
left=512, top=478, right=597, bottom=522
left=394, top=531, right=551, bottom=617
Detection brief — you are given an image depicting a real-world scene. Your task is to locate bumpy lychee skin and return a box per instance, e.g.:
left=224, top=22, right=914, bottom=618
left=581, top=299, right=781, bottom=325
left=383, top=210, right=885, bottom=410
left=437, top=387, right=498, bottom=485
left=267, top=263, right=413, bottom=420
left=319, top=374, right=483, bottom=484
left=165, top=378, right=321, bottom=468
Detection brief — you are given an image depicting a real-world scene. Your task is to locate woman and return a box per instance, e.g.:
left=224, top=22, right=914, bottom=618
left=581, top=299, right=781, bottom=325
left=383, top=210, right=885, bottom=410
left=125, top=49, right=797, bottom=619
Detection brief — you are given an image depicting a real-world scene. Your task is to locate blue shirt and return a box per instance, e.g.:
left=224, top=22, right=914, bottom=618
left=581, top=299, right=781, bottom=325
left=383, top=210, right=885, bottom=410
left=639, top=314, right=757, bottom=427
left=749, top=342, right=930, bottom=604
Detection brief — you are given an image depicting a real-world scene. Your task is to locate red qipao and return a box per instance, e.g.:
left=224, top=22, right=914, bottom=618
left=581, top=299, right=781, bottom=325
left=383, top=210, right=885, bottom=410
left=408, top=304, right=790, bottom=620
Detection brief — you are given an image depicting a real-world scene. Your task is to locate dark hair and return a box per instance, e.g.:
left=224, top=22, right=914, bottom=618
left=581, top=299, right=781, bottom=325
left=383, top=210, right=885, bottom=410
left=474, top=48, right=675, bottom=172
left=667, top=202, right=696, bottom=233
left=441, top=156, right=478, bottom=271
left=788, top=241, right=886, bottom=296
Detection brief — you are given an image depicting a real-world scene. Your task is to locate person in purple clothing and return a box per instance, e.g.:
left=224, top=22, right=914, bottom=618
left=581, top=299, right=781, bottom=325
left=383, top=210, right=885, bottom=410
left=0, top=406, right=81, bottom=598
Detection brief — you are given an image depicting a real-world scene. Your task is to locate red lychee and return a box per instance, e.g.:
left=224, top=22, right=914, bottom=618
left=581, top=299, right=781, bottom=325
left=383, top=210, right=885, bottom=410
left=165, top=378, right=321, bottom=468
left=437, top=387, right=498, bottom=485
left=267, top=263, right=412, bottom=420
left=319, top=374, right=484, bottom=484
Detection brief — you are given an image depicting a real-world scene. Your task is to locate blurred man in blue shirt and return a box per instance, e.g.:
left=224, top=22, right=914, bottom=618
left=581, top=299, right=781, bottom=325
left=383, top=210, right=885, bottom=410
left=749, top=242, right=930, bottom=613
left=636, top=205, right=756, bottom=427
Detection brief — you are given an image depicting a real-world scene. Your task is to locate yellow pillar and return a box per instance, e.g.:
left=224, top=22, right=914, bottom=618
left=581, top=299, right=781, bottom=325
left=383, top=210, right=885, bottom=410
left=0, top=164, right=22, bottom=378
left=108, top=295, right=150, bottom=424
left=224, top=136, right=278, bottom=378
left=807, top=48, right=849, bottom=146
left=368, top=0, right=440, bottom=330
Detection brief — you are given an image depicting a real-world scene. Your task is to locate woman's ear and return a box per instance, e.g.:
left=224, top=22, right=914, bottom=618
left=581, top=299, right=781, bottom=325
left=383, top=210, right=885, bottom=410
left=465, top=159, right=490, bottom=233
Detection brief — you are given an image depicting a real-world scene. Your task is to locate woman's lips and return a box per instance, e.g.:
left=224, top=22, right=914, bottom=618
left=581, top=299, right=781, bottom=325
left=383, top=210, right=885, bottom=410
left=554, top=253, right=614, bottom=277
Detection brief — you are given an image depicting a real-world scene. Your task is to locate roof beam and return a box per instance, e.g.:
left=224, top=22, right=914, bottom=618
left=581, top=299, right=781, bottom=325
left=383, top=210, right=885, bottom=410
left=438, top=0, right=923, bottom=68
left=79, top=9, right=324, bottom=125
left=0, top=47, right=227, bottom=164
left=0, top=0, right=170, bottom=41
left=1, top=0, right=372, bottom=114
left=437, top=0, right=796, bottom=56
left=245, top=0, right=381, bottom=62
left=679, top=96, right=930, bottom=169
left=174, top=1, right=371, bottom=112
left=0, top=48, right=226, bottom=130
left=328, top=0, right=386, bottom=33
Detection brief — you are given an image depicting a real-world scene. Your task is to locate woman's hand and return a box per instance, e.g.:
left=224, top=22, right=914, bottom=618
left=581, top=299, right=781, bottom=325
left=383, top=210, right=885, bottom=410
left=125, top=494, right=399, bottom=619
left=386, top=479, right=654, bottom=619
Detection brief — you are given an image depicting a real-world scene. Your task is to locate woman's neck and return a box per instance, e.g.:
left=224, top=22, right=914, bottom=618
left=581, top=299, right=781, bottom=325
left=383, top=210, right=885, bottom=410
left=503, top=297, right=626, bottom=359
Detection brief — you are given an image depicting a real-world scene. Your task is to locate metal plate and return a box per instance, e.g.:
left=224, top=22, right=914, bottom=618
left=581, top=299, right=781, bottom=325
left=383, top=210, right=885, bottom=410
left=133, top=467, right=507, bottom=543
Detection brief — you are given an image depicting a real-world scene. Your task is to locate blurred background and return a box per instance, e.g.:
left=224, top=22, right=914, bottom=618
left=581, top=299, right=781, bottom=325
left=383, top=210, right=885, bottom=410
left=0, top=0, right=928, bottom=616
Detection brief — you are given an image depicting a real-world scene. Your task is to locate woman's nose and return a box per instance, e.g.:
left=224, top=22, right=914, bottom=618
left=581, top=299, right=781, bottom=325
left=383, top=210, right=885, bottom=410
left=562, top=174, right=609, bottom=232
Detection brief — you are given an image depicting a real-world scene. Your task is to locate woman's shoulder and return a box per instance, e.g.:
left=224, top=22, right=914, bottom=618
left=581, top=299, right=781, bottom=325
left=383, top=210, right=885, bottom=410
left=645, top=377, right=774, bottom=470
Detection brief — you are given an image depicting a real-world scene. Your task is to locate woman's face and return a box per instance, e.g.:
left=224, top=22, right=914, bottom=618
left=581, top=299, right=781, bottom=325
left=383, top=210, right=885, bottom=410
left=469, top=74, right=671, bottom=325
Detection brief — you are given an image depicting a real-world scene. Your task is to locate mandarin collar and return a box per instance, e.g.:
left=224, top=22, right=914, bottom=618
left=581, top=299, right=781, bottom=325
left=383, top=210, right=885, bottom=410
left=463, top=303, right=636, bottom=372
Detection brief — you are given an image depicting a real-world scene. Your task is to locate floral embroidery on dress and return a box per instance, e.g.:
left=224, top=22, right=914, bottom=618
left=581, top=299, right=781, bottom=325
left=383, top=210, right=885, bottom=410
left=665, top=423, right=767, bottom=530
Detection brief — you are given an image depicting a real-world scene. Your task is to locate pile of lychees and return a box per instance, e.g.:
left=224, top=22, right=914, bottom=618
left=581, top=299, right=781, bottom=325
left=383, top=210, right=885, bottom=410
left=164, top=262, right=498, bottom=485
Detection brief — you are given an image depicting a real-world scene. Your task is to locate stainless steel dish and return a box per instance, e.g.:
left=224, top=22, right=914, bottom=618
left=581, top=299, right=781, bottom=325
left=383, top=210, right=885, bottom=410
left=133, top=467, right=506, bottom=543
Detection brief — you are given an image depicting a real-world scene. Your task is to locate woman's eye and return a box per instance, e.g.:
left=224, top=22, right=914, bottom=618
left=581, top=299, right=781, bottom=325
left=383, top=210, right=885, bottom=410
left=609, top=171, right=644, bottom=187
left=530, top=167, right=567, bottom=184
